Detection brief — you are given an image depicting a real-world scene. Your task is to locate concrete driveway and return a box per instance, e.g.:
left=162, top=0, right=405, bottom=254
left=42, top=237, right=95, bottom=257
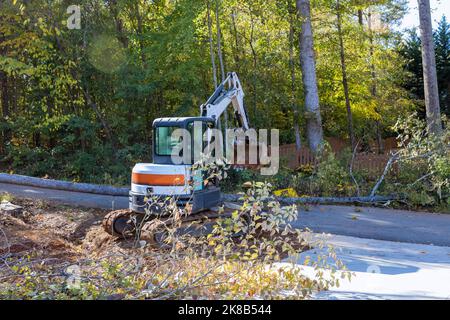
left=290, top=234, right=450, bottom=300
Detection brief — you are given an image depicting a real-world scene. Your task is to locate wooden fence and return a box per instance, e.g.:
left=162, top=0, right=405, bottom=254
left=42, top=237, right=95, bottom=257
left=279, top=137, right=398, bottom=175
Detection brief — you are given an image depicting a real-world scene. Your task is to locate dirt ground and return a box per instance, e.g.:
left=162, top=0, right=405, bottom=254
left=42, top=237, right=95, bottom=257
left=0, top=196, right=131, bottom=263
left=0, top=195, right=306, bottom=261
left=0, top=194, right=315, bottom=299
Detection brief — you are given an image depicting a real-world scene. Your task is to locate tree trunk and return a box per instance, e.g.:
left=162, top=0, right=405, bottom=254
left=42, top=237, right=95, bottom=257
left=336, top=0, right=355, bottom=150
left=215, top=1, right=225, bottom=82
left=223, top=192, right=397, bottom=205
left=248, top=10, right=258, bottom=125
left=215, top=0, right=228, bottom=130
left=0, top=173, right=129, bottom=196
left=417, top=0, right=443, bottom=135
left=207, top=0, right=218, bottom=89
left=296, top=0, right=323, bottom=153
left=358, top=9, right=363, bottom=26
left=368, top=10, right=384, bottom=154
left=83, top=88, right=116, bottom=149
left=288, top=1, right=302, bottom=152
left=109, top=0, right=129, bottom=48
left=0, top=70, right=10, bottom=154
left=230, top=8, right=241, bottom=71
left=0, top=30, right=9, bottom=154
left=134, top=2, right=147, bottom=65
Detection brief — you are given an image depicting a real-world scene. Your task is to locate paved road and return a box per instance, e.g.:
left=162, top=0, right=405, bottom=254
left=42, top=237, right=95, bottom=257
left=292, top=205, right=450, bottom=246
left=0, top=182, right=128, bottom=211
left=1, top=182, right=449, bottom=246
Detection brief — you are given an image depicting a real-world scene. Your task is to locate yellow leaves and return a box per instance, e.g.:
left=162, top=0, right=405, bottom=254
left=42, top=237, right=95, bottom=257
left=273, top=188, right=299, bottom=198
left=241, top=251, right=258, bottom=261
left=214, top=244, right=223, bottom=253
left=0, top=56, right=35, bottom=76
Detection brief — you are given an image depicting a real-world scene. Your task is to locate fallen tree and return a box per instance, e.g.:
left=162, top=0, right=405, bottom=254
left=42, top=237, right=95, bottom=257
left=222, top=193, right=399, bottom=205
left=0, top=173, right=400, bottom=205
left=0, top=173, right=129, bottom=196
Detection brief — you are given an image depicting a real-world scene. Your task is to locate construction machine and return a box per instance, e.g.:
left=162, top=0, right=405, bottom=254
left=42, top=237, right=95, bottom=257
left=103, top=72, right=251, bottom=241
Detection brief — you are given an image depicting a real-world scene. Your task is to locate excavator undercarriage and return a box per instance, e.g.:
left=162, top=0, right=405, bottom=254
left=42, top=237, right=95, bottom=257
left=102, top=202, right=248, bottom=247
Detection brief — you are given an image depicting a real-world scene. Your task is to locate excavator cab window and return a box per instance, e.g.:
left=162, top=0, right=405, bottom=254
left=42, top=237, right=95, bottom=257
left=187, top=121, right=215, bottom=159
left=153, top=118, right=215, bottom=165
left=155, top=126, right=183, bottom=156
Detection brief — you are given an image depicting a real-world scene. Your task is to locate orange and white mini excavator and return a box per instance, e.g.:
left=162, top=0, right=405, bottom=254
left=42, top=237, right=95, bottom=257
left=103, top=72, right=251, bottom=238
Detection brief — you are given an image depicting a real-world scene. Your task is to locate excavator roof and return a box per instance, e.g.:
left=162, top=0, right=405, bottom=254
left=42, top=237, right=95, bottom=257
left=153, top=117, right=215, bottom=127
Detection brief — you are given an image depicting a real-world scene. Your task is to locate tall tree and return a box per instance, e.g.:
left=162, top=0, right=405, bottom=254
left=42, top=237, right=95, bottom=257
left=288, top=0, right=302, bottom=151
left=435, top=16, right=450, bottom=117
left=296, top=0, right=323, bottom=152
left=336, top=0, right=355, bottom=149
left=368, top=9, right=384, bottom=153
left=400, top=17, right=449, bottom=118
left=207, top=0, right=218, bottom=89
left=0, top=70, right=9, bottom=154
left=0, top=18, right=10, bottom=154
left=417, top=0, right=442, bottom=135
left=215, top=0, right=228, bottom=131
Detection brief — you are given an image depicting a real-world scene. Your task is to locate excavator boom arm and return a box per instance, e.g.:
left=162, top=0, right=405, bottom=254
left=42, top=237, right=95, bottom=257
left=200, top=72, right=250, bottom=130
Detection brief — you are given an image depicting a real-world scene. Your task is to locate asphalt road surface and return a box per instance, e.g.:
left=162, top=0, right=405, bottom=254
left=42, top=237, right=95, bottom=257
left=1, top=182, right=449, bottom=246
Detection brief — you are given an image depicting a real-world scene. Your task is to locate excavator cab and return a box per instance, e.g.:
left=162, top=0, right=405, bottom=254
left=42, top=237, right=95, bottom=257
left=129, top=72, right=248, bottom=216
left=129, top=117, right=221, bottom=215
left=152, top=117, right=216, bottom=165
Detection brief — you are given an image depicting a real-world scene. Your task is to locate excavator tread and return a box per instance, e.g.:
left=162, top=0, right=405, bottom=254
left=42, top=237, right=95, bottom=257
left=102, top=204, right=243, bottom=245
left=102, top=209, right=134, bottom=238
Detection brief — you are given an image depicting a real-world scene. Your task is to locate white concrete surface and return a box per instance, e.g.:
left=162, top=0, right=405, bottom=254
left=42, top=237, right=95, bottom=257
left=291, top=234, right=450, bottom=300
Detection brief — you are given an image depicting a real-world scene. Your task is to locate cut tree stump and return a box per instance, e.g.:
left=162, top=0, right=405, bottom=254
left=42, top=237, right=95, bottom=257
left=0, top=201, right=23, bottom=218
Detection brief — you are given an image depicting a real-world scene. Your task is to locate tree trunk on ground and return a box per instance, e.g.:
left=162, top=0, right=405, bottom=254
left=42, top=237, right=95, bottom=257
left=296, top=0, right=323, bottom=153
left=0, top=173, right=129, bottom=196
left=288, top=1, right=302, bottom=152
left=417, top=0, right=443, bottom=135
left=336, top=0, right=355, bottom=150
left=222, top=193, right=397, bottom=205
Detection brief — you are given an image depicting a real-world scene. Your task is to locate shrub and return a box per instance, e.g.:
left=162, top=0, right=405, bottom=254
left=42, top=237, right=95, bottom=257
left=289, top=147, right=355, bottom=197
left=375, top=114, right=449, bottom=211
